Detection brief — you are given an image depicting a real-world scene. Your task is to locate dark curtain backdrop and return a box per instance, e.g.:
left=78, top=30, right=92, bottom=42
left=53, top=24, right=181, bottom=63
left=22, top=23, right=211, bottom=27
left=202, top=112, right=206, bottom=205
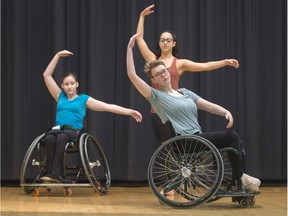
left=1, top=0, right=287, bottom=181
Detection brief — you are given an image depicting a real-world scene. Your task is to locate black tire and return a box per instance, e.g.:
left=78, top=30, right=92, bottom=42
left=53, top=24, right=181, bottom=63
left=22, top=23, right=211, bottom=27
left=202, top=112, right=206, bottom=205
left=148, top=135, right=224, bottom=208
left=19, top=134, right=46, bottom=194
left=79, top=133, right=111, bottom=194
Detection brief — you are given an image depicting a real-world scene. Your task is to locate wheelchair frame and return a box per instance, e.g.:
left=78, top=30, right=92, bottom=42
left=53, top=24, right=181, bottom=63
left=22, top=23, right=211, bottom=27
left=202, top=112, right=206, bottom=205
left=147, top=134, right=260, bottom=208
left=20, top=132, right=111, bottom=196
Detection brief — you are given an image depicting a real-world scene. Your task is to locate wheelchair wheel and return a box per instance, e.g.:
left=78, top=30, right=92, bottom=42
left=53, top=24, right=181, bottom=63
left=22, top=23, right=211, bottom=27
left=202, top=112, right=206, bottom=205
left=19, top=134, right=46, bottom=194
left=79, top=133, right=111, bottom=194
left=148, top=135, right=224, bottom=208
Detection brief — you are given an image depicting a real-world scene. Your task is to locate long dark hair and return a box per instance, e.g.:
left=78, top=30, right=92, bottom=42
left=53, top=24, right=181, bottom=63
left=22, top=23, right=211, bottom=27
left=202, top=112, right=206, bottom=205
left=155, top=30, right=179, bottom=59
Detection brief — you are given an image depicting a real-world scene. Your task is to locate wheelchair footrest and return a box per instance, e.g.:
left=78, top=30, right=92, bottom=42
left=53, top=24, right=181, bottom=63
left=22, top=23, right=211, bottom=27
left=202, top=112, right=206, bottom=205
left=215, top=189, right=261, bottom=198
left=21, top=183, right=92, bottom=187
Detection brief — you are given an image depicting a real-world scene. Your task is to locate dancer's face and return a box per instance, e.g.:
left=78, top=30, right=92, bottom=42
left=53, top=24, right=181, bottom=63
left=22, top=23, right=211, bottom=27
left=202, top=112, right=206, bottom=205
left=151, top=64, right=171, bottom=86
left=159, top=32, right=176, bottom=52
left=61, top=75, right=79, bottom=96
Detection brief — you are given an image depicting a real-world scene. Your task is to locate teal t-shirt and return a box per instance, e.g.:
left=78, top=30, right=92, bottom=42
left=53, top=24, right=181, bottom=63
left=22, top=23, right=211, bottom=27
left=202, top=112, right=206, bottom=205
left=147, top=88, right=202, bottom=135
left=56, top=91, right=90, bottom=130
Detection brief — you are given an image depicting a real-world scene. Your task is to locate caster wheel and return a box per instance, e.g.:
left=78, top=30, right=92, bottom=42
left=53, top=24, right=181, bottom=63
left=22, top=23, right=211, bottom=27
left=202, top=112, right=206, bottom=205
left=24, top=186, right=34, bottom=194
left=240, top=198, right=249, bottom=208
left=33, top=188, right=40, bottom=196
left=248, top=196, right=256, bottom=206
left=45, top=188, right=52, bottom=193
left=64, top=188, right=72, bottom=197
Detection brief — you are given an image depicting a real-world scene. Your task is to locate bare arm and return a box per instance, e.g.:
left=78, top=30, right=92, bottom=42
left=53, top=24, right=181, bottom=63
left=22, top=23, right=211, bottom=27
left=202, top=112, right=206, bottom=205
left=127, top=34, right=153, bottom=98
left=86, top=98, right=142, bottom=123
left=196, top=98, right=234, bottom=128
left=43, top=50, right=74, bottom=101
left=136, top=4, right=156, bottom=62
left=178, top=59, right=239, bottom=76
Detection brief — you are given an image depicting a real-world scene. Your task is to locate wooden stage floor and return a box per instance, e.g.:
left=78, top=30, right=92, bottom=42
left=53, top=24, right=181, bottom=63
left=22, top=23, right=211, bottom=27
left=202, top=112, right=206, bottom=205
left=0, top=185, right=287, bottom=216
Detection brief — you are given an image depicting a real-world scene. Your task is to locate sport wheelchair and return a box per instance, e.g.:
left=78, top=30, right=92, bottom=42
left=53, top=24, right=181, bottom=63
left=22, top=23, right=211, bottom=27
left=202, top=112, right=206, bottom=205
left=147, top=124, right=260, bottom=208
left=20, top=130, right=111, bottom=196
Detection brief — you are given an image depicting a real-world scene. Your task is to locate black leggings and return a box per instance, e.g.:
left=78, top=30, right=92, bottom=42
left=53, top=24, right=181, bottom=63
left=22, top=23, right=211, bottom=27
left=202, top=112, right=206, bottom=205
left=197, top=131, right=244, bottom=185
left=44, top=129, right=77, bottom=176
left=150, top=112, right=245, bottom=187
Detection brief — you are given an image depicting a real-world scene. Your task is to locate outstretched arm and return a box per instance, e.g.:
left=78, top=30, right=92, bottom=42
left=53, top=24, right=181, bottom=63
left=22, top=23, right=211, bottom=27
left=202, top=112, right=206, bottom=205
left=43, top=50, right=74, bottom=101
left=196, top=98, right=234, bottom=128
left=127, top=34, right=152, bottom=98
left=136, top=4, right=156, bottom=62
left=86, top=98, right=142, bottom=123
left=178, top=59, right=239, bottom=76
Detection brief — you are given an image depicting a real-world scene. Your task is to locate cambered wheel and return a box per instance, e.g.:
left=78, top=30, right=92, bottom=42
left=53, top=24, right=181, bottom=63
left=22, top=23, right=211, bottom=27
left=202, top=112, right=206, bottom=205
left=79, top=133, right=111, bottom=194
left=148, top=135, right=224, bottom=208
left=20, top=134, right=47, bottom=194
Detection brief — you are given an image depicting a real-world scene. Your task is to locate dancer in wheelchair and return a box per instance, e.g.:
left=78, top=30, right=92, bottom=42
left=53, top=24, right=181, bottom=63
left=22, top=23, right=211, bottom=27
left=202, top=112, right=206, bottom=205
left=41, top=50, right=142, bottom=183
left=136, top=4, right=240, bottom=146
left=126, top=34, right=260, bottom=194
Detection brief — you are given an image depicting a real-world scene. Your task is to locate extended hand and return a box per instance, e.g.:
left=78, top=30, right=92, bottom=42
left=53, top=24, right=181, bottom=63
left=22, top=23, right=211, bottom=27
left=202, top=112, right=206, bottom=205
left=128, top=33, right=140, bottom=49
left=131, top=110, right=143, bottom=123
left=141, top=4, right=155, bottom=17
left=57, top=50, right=74, bottom=58
left=225, top=112, right=234, bottom=128
left=225, top=59, right=239, bottom=69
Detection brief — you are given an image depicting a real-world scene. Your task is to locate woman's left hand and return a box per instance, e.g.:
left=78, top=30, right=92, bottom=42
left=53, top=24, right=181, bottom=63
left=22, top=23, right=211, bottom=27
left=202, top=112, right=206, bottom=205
left=225, top=112, right=234, bottom=128
left=131, top=110, right=143, bottom=123
left=225, top=59, right=239, bottom=68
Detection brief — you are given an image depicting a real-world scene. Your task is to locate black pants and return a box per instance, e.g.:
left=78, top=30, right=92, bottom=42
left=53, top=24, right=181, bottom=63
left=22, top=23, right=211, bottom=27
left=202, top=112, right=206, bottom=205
left=150, top=112, right=245, bottom=187
left=197, top=131, right=244, bottom=185
left=44, top=129, right=77, bottom=177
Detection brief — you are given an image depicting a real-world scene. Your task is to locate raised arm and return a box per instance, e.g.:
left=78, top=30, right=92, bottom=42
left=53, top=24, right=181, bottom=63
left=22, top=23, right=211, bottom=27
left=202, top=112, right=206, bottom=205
left=127, top=34, right=153, bottom=98
left=178, top=58, right=239, bottom=76
left=43, top=50, right=74, bottom=101
left=86, top=98, right=142, bottom=123
left=196, top=98, right=234, bottom=129
left=136, top=4, right=156, bottom=62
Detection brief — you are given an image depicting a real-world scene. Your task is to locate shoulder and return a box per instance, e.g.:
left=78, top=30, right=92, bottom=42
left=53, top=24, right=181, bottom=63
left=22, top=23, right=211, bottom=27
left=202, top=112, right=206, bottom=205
left=150, top=87, right=159, bottom=97
left=79, top=93, right=89, bottom=98
left=78, top=94, right=90, bottom=102
left=58, top=91, right=66, bottom=99
left=148, top=88, right=166, bottom=99
left=175, top=58, right=194, bottom=74
left=179, top=88, right=200, bottom=99
left=178, top=88, right=190, bottom=93
left=176, top=58, right=195, bottom=66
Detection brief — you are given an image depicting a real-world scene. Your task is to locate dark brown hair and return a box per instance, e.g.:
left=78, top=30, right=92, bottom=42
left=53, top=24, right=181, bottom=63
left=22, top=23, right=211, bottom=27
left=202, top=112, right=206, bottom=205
left=62, top=73, right=78, bottom=83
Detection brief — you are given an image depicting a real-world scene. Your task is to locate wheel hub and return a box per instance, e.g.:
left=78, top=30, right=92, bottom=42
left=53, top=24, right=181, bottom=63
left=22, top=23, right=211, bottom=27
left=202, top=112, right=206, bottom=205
left=181, top=167, right=192, bottom=178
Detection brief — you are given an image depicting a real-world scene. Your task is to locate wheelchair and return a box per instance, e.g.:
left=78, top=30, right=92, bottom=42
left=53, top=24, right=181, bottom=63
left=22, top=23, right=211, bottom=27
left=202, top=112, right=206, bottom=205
left=147, top=123, right=260, bottom=208
left=20, top=129, right=111, bottom=196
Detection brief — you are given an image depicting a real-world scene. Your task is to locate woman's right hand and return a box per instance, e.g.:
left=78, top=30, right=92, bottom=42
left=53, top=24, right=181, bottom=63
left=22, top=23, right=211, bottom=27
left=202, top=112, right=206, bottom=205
left=128, top=34, right=140, bottom=49
left=43, top=50, right=73, bottom=101
left=57, top=50, right=74, bottom=58
left=141, top=4, right=155, bottom=17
